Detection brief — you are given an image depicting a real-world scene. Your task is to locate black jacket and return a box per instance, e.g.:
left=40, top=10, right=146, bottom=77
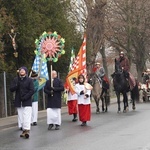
left=44, top=78, right=64, bottom=108
left=10, top=76, right=34, bottom=107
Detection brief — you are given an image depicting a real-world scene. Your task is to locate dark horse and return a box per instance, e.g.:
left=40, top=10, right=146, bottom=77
left=89, top=73, right=109, bottom=113
left=112, top=59, right=139, bottom=113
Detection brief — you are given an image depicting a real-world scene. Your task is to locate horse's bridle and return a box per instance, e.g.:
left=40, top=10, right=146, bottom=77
left=90, top=73, right=102, bottom=87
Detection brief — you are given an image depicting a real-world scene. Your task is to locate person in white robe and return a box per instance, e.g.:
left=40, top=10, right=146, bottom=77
left=44, top=70, right=64, bottom=130
left=66, top=77, right=78, bottom=122
left=75, top=74, right=92, bottom=126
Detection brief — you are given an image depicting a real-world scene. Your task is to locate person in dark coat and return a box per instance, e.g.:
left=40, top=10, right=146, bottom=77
left=117, top=51, right=136, bottom=90
left=10, top=66, right=34, bottom=138
left=44, top=70, right=64, bottom=130
left=117, top=51, right=130, bottom=72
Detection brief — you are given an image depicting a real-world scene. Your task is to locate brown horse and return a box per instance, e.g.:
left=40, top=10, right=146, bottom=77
left=89, top=73, right=109, bottom=113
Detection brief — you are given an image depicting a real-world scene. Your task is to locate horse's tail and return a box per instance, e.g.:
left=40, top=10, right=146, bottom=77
left=131, top=82, right=139, bottom=102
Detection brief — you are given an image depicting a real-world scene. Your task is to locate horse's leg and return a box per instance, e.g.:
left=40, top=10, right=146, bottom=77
left=101, top=97, right=105, bottom=112
left=116, top=91, right=121, bottom=113
left=123, top=92, right=128, bottom=113
left=122, top=93, right=126, bottom=113
left=104, top=95, right=108, bottom=112
left=132, top=83, right=139, bottom=110
left=104, top=89, right=108, bottom=112
left=126, top=93, right=129, bottom=110
left=94, top=97, right=100, bottom=113
left=131, top=88, right=136, bottom=110
left=100, top=89, right=105, bottom=112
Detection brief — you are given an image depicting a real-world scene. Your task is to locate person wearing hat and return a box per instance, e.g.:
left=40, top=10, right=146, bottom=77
left=118, top=51, right=130, bottom=72
left=142, top=69, right=150, bottom=84
left=10, top=66, right=34, bottom=138
left=30, top=70, right=39, bottom=126
left=93, top=62, right=110, bottom=106
left=93, top=62, right=105, bottom=78
left=117, top=51, right=136, bottom=90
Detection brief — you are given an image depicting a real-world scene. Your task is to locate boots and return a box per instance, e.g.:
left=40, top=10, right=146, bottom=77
left=55, top=124, right=60, bottom=130
left=24, top=130, right=30, bottom=139
left=48, top=124, right=54, bottom=130
left=20, top=130, right=30, bottom=139
left=20, top=130, right=26, bottom=137
left=72, top=114, right=78, bottom=122
left=81, top=121, right=87, bottom=126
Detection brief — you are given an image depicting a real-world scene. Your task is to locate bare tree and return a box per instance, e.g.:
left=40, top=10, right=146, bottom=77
left=84, top=0, right=108, bottom=75
left=68, top=0, right=108, bottom=75
left=105, top=0, right=150, bottom=81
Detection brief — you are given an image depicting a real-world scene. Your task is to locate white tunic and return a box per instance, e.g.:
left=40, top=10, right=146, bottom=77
left=67, top=91, right=78, bottom=101
left=75, top=83, right=91, bottom=105
left=47, top=108, right=61, bottom=125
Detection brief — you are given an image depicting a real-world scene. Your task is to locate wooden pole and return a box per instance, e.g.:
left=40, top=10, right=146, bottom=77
left=49, top=61, right=53, bottom=96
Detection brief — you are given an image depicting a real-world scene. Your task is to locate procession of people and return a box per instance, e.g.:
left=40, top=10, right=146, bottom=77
left=9, top=50, right=150, bottom=139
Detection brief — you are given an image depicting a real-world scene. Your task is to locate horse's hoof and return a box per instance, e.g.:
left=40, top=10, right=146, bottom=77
left=123, top=110, right=126, bottom=113
left=96, top=111, right=100, bottom=114
left=132, top=106, right=136, bottom=110
left=126, top=107, right=129, bottom=112
left=117, top=111, right=121, bottom=113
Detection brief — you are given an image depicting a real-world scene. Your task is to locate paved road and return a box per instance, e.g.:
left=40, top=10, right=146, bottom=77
left=0, top=102, right=150, bottom=150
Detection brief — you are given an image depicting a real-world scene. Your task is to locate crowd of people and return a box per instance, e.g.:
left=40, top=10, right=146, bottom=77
left=9, top=51, right=149, bottom=139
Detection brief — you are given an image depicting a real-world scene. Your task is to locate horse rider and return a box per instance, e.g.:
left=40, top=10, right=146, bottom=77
left=142, top=69, right=150, bottom=84
left=143, top=68, right=150, bottom=89
left=117, top=51, right=136, bottom=90
left=93, top=62, right=110, bottom=102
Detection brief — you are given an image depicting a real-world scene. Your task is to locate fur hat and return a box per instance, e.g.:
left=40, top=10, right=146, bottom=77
left=31, top=70, right=38, bottom=77
left=119, top=51, right=124, bottom=55
left=19, top=66, right=28, bottom=74
left=146, top=68, right=150, bottom=72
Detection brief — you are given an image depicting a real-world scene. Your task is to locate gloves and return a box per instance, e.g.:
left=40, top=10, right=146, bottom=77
left=85, top=94, right=89, bottom=98
left=50, top=87, right=55, bottom=90
left=80, top=90, right=84, bottom=95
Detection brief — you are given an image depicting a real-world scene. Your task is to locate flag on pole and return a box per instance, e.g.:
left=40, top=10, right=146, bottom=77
left=66, top=35, right=87, bottom=94
left=32, top=55, right=49, bottom=90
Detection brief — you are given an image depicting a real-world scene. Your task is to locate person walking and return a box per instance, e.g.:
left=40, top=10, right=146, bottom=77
left=66, top=77, right=78, bottom=122
left=30, top=70, right=39, bottom=126
left=44, top=70, right=64, bottom=130
left=75, top=74, right=92, bottom=126
left=10, top=66, right=34, bottom=138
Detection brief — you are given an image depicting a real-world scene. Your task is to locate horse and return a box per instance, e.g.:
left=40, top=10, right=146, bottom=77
left=89, top=73, right=109, bottom=113
left=112, top=59, right=139, bottom=113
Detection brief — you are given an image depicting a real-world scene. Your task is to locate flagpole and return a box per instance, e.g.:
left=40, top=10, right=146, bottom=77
left=49, top=61, right=53, bottom=96
left=38, top=55, right=43, bottom=77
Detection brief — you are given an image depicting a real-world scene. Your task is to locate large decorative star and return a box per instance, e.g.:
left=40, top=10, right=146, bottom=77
left=35, top=31, right=65, bottom=62
left=41, top=36, right=61, bottom=58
